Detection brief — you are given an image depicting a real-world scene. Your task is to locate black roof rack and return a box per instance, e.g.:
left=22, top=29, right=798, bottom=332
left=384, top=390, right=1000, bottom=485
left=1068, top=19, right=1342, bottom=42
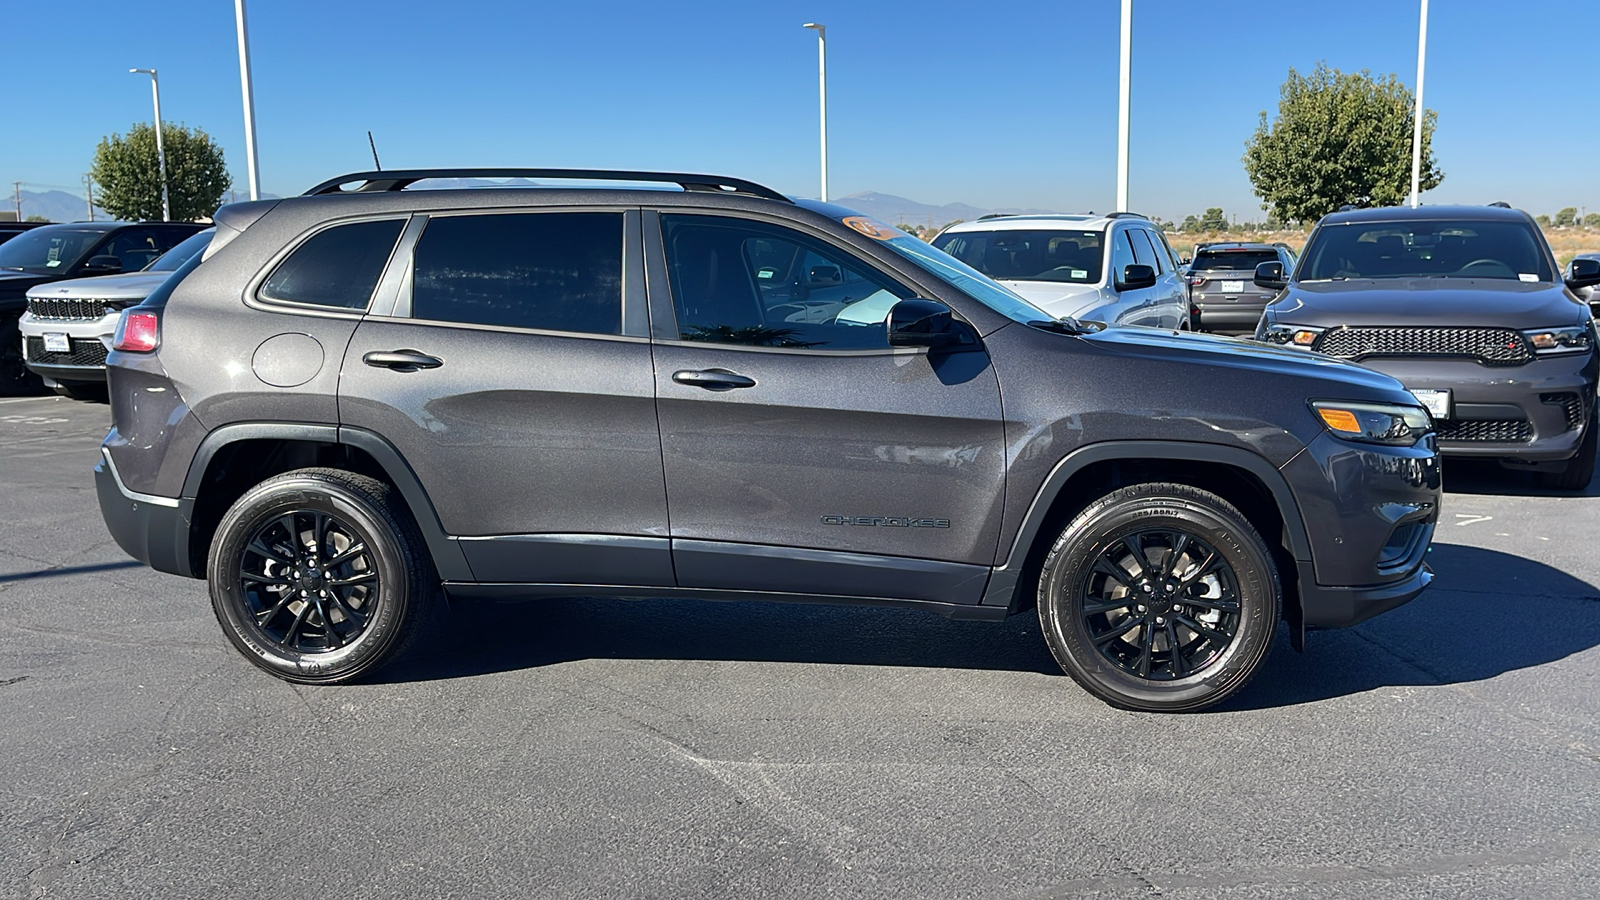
left=1487, top=201, right=1512, bottom=208
left=978, top=213, right=1013, bottom=220
left=1337, top=204, right=1360, bottom=212
left=302, top=168, right=792, bottom=203
left=1105, top=211, right=1149, bottom=220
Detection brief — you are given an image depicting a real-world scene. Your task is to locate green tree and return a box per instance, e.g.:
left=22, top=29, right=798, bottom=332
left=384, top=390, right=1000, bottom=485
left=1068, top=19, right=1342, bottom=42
left=1197, top=207, right=1228, bottom=231
left=1243, top=62, right=1442, bottom=223
left=90, top=122, right=232, bottom=221
left=1584, top=212, right=1600, bottom=230
left=1553, top=207, right=1578, bottom=227
left=1179, top=214, right=1200, bottom=233
left=1535, top=214, right=1553, bottom=228
left=24, top=215, right=50, bottom=223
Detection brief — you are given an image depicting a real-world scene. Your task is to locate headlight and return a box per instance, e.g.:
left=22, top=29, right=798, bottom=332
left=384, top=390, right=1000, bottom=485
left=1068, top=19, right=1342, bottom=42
left=1259, top=323, right=1322, bottom=347
left=1521, top=326, right=1591, bottom=355
left=1311, top=400, right=1432, bottom=445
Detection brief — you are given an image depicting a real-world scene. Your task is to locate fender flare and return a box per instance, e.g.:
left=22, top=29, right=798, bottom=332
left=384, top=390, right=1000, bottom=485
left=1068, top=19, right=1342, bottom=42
left=980, top=440, right=1311, bottom=611
left=180, top=422, right=472, bottom=581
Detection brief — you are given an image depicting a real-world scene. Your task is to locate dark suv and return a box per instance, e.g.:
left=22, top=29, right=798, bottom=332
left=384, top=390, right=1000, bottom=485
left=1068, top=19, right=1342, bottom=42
left=96, top=168, right=1442, bottom=712
left=1185, top=242, right=1297, bottom=335
left=1254, top=205, right=1600, bottom=490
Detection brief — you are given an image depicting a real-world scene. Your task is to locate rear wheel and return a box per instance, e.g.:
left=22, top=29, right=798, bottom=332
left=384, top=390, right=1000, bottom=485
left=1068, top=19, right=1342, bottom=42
left=1539, top=408, right=1597, bottom=491
left=1036, top=482, right=1280, bottom=712
left=207, top=468, right=437, bottom=684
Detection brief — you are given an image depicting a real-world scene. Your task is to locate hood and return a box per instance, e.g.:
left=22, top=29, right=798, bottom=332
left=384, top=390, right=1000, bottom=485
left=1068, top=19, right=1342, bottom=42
left=25, top=271, right=173, bottom=301
left=1268, top=279, right=1588, bottom=329
left=1076, top=324, right=1409, bottom=395
left=998, top=280, right=1109, bottom=319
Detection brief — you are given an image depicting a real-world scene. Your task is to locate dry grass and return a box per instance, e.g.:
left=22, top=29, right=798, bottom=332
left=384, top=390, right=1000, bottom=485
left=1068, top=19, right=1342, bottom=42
left=1166, top=227, right=1600, bottom=268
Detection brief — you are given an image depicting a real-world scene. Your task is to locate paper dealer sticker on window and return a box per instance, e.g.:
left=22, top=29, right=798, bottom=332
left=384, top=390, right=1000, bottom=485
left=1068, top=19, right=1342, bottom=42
left=1519, top=273, right=1538, bottom=282
left=841, top=216, right=900, bottom=240
left=1071, top=269, right=1088, bottom=279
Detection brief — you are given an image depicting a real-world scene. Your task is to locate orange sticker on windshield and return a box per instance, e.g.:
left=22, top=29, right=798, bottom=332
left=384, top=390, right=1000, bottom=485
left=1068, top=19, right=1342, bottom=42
left=841, top=216, right=899, bottom=240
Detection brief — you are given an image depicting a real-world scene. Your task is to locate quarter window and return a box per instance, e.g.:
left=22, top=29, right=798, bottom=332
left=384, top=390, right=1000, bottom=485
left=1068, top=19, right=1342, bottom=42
left=661, top=215, right=910, bottom=350
left=261, top=219, right=405, bottom=310
left=410, top=213, right=623, bottom=335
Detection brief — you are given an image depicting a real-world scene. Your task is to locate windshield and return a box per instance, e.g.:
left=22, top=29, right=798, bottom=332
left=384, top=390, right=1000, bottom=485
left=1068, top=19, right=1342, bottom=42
left=146, top=229, right=215, bottom=272
left=1192, top=249, right=1278, bottom=271
left=1299, top=220, right=1552, bottom=282
left=0, top=228, right=105, bottom=274
left=932, top=229, right=1103, bottom=284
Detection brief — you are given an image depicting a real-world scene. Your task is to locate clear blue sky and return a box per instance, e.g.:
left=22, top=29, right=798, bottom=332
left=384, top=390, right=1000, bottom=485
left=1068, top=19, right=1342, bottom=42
left=4, top=0, right=1597, bottom=222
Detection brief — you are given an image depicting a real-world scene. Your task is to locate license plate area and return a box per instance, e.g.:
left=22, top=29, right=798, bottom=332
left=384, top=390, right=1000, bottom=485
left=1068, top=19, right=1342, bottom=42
left=1220, top=280, right=1244, bottom=293
left=1411, top=388, right=1451, bottom=420
left=43, top=333, right=71, bottom=354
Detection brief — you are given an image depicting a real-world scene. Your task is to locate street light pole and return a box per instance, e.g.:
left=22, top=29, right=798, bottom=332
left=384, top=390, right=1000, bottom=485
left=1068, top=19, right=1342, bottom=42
left=1408, top=0, right=1429, bottom=208
left=1116, top=0, right=1132, bottom=213
left=235, top=0, right=262, bottom=201
left=802, top=23, right=828, bottom=203
left=129, top=68, right=170, bottom=221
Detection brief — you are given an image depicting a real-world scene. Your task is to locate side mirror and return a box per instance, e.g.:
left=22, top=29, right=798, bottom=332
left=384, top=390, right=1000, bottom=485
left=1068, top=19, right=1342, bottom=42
left=1254, top=260, right=1288, bottom=290
left=1114, top=264, right=1157, bottom=291
left=886, top=298, right=958, bottom=348
left=81, top=255, right=123, bottom=275
left=1566, top=257, right=1600, bottom=290
left=1178, top=256, right=1192, bottom=266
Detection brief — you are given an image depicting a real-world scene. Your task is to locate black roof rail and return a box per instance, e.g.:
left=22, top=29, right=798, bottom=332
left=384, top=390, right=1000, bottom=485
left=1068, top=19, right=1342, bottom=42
left=302, top=168, right=793, bottom=203
left=1105, top=211, right=1149, bottom=220
left=1337, top=204, right=1359, bottom=212
left=978, top=213, right=1013, bottom=220
left=1487, top=201, right=1512, bottom=208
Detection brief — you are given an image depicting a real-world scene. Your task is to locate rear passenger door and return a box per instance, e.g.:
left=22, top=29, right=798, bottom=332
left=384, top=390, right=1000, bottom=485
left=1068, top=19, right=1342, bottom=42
left=339, top=208, right=673, bottom=586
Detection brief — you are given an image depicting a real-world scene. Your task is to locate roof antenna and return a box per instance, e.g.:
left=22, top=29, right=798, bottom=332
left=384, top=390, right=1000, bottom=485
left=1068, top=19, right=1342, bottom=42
left=367, top=130, right=382, bottom=171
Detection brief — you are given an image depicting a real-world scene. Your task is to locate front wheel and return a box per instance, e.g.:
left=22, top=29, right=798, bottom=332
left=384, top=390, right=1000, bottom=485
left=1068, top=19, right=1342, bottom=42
left=207, top=468, right=437, bottom=684
left=1037, top=482, right=1280, bottom=712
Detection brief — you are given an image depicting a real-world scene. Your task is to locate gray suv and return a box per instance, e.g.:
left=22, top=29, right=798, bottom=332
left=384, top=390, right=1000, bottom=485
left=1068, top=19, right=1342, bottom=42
left=96, top=168, right=1442, bottom=712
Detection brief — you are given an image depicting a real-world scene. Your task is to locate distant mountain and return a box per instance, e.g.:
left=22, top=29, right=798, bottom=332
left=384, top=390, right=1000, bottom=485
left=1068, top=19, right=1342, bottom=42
left=832, top=191, right=1065, bottom=228
left=14, top=190, right=108, bottom=224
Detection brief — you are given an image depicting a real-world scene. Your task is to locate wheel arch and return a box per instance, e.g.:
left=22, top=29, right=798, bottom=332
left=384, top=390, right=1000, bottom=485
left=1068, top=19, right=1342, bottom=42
left=984, top=441, right=1312, bottom=647
left=179, top=423, right=471, bottom=581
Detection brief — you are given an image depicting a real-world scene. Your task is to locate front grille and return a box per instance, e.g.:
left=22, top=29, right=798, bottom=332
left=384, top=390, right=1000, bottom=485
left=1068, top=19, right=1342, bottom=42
left=1435, top=418, right=1532, bottom=442
left=1313, top=326, right=1532, bottom=366
left=27, top=297, right=112, bottom=320
left=1540, top=392, right=1585, bottom=431
left=24, top=336, right=109, bottom=368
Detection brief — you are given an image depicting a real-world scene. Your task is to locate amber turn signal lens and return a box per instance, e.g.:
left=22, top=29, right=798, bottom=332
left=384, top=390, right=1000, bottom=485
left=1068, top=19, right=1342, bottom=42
left=1292, top=330, right=1318, bottom=346
left=1317, top=408, right=1362, bottom=433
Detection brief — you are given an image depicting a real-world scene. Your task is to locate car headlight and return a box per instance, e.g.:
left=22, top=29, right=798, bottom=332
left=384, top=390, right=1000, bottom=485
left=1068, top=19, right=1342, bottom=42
left=1311, top=400, right=1433, bottom=445
left=1521, top=326, right=1591, bottom=355
left=1258, top=323, right=1322, bottom=347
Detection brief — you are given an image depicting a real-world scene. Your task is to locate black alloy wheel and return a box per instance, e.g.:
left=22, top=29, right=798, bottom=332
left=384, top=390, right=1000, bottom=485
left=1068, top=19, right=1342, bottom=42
left=208, top=468, right=436, bottom=683
left=1037, top=482, right=1279, bottom=712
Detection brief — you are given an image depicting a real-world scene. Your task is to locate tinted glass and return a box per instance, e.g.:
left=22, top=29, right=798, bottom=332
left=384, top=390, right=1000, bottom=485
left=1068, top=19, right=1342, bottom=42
left=1130, top=230, right=1157, bottom=270
left=662, top=215, right=909, bottom=349
left=146, top=229, right=215, bottom=272
left=0, top=227, right=105, bottom=273
left=412, top=213, right=622, bottom=334
left=1110, top=231, right=1137, bottom=282
left=1154, top=231, right=1181, bottom=270
left=1300, top=220, right=1553, bottom=281
left=1192, top=249, right=1280, bottom=271
left=261, top=219, right=405, bottom=309
left=879, top=234, right=1049, bottom=323
left=931, top=229, right=1103, bottom=284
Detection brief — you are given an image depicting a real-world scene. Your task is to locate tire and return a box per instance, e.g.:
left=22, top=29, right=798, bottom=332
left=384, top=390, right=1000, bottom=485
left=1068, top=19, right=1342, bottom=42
left=207, top=468, right=438, bottom=684
left=1539, top=408, right=1597, bottom=491
left=0, top=311, right=44, bottom=396
left=1036, top=482, right=1280, bottom=712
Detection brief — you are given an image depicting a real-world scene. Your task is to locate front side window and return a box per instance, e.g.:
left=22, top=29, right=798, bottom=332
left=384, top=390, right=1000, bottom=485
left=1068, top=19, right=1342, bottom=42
left=411, top=212, right=622, bottom=334
left=1109, top=230, right=1137, bottom=283
left=931, top=229, right=1104, bottom=285
left=261, top=219, right=406, bottom=310
left=1130, top=229, right=1159, bottom=271
left=1300, top=219, right=1553, bottom=282
left=661, top=215, right=910, bottom=350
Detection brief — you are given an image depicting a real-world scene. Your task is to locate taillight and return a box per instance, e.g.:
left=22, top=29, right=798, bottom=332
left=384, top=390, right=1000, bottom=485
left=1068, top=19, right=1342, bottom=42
left=113, top=310, right=160, bottom=352
left=1189, top=275, right=1205, bottom=286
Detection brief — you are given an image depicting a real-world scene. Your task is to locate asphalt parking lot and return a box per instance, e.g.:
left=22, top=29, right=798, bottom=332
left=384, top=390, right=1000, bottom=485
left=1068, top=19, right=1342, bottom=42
left=2, top=393, right=1598, bottom=899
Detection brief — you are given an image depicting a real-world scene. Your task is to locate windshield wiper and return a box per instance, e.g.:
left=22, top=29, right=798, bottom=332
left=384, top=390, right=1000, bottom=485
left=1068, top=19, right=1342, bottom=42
left=1029, top=316, right=1104, bottom=335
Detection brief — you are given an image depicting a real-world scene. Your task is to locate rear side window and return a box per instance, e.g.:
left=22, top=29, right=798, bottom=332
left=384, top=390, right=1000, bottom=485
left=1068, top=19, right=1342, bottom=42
left=410, top=212, right=622, bottom=335
left=260, top=219, right=405, bottom=310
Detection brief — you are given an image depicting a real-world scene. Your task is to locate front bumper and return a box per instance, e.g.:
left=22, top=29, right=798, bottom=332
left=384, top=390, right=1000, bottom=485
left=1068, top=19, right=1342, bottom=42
left=19, top=311, right=117, bottom=383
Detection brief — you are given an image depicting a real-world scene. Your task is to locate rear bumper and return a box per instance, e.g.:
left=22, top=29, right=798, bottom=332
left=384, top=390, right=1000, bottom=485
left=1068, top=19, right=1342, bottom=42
left=95, top=448, right=197, bottom=578
left=1192, top=303, right=1268, bottom=334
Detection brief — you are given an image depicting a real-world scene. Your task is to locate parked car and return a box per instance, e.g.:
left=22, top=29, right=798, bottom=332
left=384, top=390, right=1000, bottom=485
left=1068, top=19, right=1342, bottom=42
left=930, top=213, right=1189, bottom=328
left=0, top=221, right=48, bottom=245
left=0, top=221, right=206, bottom=393
left=1254, top=204, right=1600, bottom=490
left=1186, top=242, right=1298, bottom=335
left=1570, top=252, right=1600, bottom=318
left=21, top=228, right=215, bottom=399
left=97, top=167, right=1440, bottom=712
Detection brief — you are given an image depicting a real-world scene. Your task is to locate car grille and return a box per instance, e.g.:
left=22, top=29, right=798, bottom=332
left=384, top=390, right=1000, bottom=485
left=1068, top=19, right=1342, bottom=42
left=1313, top=326, right=1532, bottom=366
left=27, top=297, right=114, bottom=320
left=24, top=336, right=110, bottom=368
left=1435, top=418, right=1532, bottom=443
left=1540, top=392, right=1585, bottom=431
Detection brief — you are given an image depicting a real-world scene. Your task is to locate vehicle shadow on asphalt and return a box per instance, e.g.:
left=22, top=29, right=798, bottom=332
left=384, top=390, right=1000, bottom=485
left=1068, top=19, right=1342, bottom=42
left=380, top=543, right=1598, bottom=712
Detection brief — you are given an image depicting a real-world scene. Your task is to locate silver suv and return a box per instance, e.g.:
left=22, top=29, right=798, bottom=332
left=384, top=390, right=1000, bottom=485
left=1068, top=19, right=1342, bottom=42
left=931, top=213, right=1189, bottom=328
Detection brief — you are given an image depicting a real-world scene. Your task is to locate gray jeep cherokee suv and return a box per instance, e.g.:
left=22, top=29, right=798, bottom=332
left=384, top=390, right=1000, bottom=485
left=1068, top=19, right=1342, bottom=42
left=96, top=168, right=1442, bottom=712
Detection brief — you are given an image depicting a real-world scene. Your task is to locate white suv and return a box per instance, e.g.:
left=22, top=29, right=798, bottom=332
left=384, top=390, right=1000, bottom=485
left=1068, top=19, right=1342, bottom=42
left=931, top=214, right=1189, bottom=328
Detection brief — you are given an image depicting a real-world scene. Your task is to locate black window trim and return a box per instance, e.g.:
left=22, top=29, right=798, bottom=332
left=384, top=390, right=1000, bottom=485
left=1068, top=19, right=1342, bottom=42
left=643, top=208, right=932, bottom=357
left=385, top=206, right=644, bottom=341
left=248, top=213, right=413, bottom=319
